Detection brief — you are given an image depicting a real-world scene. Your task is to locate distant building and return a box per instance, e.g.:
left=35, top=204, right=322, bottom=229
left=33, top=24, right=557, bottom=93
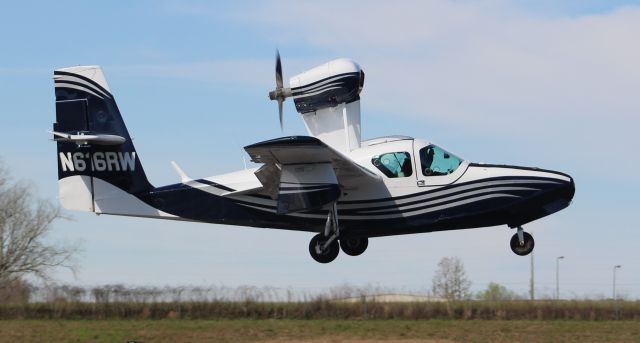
left=335, top=294, right=447, bottom=303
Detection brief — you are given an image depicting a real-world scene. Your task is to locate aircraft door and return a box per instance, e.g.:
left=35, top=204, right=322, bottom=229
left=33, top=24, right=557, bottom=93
left=367, top=139, right=417, bottom=192
left=413, top=141, right=466, bottom=187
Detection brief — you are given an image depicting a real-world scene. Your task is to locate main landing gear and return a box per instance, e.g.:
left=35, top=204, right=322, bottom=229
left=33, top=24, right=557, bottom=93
left=309, top=233, right=340, bottom=263
left=308, top=203, right=369, bottom=263
left=340, top=237, right=368, bottom=256
left=509, top=226, right=535, bottom=256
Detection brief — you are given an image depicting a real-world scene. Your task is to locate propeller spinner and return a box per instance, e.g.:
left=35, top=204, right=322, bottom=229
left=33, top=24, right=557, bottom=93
left=268, top=50, right=292, bottom=130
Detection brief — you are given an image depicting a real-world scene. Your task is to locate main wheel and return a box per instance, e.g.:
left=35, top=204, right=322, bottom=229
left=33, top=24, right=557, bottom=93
left=510, top=231, right=535, bottom=256
left=340, top=237, right=369, bottom=256
left=309, top=233, right=340, bottom=263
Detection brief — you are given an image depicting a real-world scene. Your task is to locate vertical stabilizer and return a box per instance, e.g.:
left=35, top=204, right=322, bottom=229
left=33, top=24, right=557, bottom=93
left=53, top=66, right=153, bottom=213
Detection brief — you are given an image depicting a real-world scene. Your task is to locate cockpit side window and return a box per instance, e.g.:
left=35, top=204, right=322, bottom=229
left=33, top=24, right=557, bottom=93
left=420, top=145, right=462, bottom=176
left=372, top=152, right=413, bottom=178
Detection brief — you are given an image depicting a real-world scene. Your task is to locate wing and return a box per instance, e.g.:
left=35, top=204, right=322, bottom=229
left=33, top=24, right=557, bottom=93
left=244, top=136, right=380, bottom=214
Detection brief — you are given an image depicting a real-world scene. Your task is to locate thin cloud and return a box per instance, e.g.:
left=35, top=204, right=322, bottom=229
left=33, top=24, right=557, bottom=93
left=220, top=1, right=640, bottom=179
left=180, top=2, right=640, bottom=131
left=108, top=60, right=272, bottom=86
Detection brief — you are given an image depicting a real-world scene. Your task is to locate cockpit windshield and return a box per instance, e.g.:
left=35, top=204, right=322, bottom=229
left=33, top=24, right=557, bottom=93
left=419, top=145, right=463, bottom=176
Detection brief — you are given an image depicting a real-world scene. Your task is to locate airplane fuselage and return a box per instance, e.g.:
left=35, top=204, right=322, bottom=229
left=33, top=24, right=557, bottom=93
left=101, top=135, right=575, bottom=239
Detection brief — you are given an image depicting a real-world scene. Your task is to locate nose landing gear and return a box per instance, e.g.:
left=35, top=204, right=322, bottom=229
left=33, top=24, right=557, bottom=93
left=510, top=226, right=535, bottom=256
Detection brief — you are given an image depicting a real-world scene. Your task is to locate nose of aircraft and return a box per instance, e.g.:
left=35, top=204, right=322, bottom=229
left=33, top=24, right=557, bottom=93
left=540, top=172, right=575, bottom=215
left=555, top=173, right=576, bottom=202
left=562, top=176, right=576, bottom=202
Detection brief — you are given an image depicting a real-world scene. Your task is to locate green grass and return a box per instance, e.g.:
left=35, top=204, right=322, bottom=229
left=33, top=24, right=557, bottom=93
left=0, top=319, right=639, bottom=343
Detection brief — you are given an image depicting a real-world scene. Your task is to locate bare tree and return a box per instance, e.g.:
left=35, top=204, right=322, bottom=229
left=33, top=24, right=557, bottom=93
left=0, top=162, right=78, bottom=288
left=432, top=256, right=471, bottom=301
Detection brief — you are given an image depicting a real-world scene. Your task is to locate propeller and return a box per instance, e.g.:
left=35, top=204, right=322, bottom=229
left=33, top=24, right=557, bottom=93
left=268, top=49, right=292, bottom=130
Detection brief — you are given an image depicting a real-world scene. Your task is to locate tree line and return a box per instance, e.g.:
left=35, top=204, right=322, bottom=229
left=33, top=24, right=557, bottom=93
left=0, top=160, right=624, bottom=307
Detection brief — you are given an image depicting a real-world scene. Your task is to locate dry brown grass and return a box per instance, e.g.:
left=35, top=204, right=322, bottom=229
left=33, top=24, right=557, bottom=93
left=1, top=299, right=639, bottom=320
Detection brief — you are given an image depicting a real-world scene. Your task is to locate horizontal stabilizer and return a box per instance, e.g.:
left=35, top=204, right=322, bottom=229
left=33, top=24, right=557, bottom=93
left=50, top=130, right=125, bottom=146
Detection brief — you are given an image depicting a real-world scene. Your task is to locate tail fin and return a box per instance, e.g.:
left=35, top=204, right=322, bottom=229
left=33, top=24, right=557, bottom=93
left=53, top=66, right=153, bottom=212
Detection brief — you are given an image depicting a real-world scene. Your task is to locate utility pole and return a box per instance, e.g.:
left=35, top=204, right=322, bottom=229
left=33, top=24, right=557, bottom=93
left=556, top=256, right=564, bottom=300
left=613, top=265, right=621, bottom=299
left=529, top=250, right=535, bottom=301
left=613, top=265, right=622, bottom=320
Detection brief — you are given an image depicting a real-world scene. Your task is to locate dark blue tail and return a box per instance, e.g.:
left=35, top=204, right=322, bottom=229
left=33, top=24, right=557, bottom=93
left=53, top=66, right=153, bottom=193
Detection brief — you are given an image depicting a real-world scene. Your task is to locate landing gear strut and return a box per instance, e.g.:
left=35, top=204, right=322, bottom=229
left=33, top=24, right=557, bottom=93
left=308, top=203, right=370, bottom=263
left=509, top=226, right=535, bottom=256
left=309, top=203, right=341, bottom=263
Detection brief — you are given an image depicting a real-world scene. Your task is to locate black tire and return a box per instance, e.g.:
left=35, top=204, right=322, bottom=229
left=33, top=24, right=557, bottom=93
left=510, top=231, right=535, bottom=256
left=340, top=237, right=369, bottom=256
left=309, top=233, right=340, bottom=263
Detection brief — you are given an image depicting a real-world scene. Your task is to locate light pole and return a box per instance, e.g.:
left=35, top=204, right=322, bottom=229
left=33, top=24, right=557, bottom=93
left=556, top=256, right=564, bottom=300
left=613, top=265, right=622, bottom=300
left=530, top=250, right=535, bottom=301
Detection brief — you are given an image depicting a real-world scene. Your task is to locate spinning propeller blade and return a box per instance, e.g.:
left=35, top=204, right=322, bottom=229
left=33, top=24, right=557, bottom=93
left=278, top=99, right=283, bottom=130
left=268, top=49, right=291, bottom=131
left=275, top=50, right=283, bottom=90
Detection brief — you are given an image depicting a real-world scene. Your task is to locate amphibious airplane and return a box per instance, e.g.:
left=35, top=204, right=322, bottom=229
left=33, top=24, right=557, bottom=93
left=51, top=53, right=575, bottom=263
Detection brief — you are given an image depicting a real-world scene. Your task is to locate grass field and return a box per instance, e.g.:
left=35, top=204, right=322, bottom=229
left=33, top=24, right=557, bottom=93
left=1, top=319, right=639, bottom=343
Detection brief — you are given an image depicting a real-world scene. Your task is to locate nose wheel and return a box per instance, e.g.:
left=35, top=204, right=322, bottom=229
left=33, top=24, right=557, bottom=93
left=510, top=226, right=534, bottom=256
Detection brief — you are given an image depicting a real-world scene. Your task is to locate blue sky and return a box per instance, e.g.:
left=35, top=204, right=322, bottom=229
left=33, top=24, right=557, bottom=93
left=1, top=1, right=639, bottom=299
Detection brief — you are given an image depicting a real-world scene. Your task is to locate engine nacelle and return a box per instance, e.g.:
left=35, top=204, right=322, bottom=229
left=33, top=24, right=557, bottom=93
left=289, top=59, right=364, bottom=114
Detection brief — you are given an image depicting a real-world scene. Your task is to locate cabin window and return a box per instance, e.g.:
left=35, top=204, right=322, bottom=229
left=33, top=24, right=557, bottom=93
left=372, top=152, right=413, bottom=178
left=420, top=145, right=462, bottom=176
